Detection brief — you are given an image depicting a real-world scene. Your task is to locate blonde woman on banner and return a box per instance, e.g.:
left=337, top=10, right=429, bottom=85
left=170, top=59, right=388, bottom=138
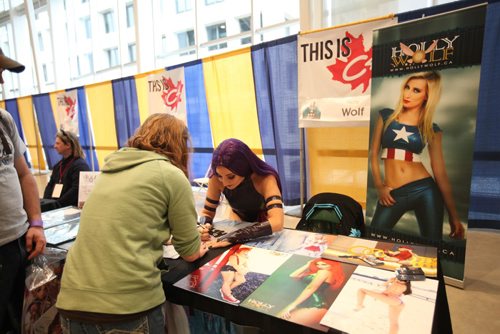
left=369, top=71, right=464, bottom=241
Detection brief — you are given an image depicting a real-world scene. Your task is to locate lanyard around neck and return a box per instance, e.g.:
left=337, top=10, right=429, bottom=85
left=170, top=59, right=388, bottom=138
left=59, top=157, right=75, bottom=183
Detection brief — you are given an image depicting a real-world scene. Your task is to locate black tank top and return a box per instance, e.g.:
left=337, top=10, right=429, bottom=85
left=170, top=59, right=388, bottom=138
left=223, top=177, right=265, bottom=222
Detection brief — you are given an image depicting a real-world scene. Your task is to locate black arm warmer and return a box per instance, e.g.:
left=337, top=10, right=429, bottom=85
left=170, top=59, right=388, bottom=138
left=217, top=221, right=272, bottom=244
left=198, top=216, right=213, bottom=225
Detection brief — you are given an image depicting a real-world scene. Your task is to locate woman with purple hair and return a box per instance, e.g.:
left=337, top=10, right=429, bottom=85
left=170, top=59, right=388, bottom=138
left=199, top=138, right=284, bottom=248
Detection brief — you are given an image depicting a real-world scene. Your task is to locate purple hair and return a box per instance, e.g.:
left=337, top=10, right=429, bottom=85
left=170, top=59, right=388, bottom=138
left=210, top=138, right=282, bottom=192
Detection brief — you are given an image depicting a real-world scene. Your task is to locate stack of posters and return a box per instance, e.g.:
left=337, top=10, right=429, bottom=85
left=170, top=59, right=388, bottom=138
left=173, top=227, right=439, bottom=332
left=321, top=235, right=437, bottom=277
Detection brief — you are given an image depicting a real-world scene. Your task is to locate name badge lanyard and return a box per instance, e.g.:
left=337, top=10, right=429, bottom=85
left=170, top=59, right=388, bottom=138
left=59, top=157, right=76, bottom=183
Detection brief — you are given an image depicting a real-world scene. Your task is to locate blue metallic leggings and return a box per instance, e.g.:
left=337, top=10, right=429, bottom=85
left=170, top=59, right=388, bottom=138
left=371, top=177, right=444, bottom=240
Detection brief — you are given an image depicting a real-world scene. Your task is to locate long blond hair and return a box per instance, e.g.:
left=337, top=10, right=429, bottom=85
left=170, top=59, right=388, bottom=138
left=385, top=71, right=442, bottom=144
left=57, top=129, right=85, bottom=159
left=127, top=113, right=191, bottom=178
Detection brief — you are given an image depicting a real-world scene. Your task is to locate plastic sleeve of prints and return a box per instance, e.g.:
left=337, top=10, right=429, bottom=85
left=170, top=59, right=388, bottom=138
left=29, top=220, right=44, bottom=228
left=198, top=216, right=213, bottom=225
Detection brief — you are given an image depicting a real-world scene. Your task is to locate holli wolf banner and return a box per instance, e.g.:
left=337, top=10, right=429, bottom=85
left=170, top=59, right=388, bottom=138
left=366, top=4, right=486, bottom=285
left=298, top=17, right=396, bottom=128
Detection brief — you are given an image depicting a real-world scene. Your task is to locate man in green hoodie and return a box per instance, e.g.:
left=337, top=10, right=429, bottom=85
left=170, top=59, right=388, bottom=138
left=56, top=113, right=208, bottom=333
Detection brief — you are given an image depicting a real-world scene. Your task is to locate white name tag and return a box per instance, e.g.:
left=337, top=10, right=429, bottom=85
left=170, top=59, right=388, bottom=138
left=52, top=183, right=63, bottom=198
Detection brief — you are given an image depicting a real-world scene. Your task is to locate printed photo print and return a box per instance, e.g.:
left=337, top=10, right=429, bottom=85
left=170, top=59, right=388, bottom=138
left=174, top=245, right=292, bottom=304
left=320, top=265, right=438, bottom=333
left=241, top=254, right=356, bottom=331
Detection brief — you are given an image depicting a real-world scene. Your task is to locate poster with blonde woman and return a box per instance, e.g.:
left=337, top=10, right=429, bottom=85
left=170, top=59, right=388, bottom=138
left=366, top=68, right=478, bottom=282
left=365, top=5, right=485, bottom=283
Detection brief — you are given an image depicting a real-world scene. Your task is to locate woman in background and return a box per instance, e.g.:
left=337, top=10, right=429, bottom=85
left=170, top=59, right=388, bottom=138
left=41, top=129, right=90, bottom=211
left=369, top=71, right=464, bottom=240
left=199, top=138, right=284, bottom=247
left=56, top=113, right=208, bottom=333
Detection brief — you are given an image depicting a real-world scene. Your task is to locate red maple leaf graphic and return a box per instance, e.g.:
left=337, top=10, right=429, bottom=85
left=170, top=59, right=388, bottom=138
left=64, top=96, right=76, bottom=119
left=326, top=31, right=372, bottom=93
left=161, top=76, right=184, bottom=112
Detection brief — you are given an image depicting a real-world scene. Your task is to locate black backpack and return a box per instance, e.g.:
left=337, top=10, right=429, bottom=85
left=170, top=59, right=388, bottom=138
left=295, top=192, right=365, bottom=237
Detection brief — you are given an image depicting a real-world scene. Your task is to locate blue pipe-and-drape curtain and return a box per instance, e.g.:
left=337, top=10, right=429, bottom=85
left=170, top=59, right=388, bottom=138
left=112, top=77, right=141, bottom=148
left=5, top=98, right=30, bottom=167
left=5, top=99, right=25, bottom=141
left=167, top=60, right=214, bottom=181
left=468, top=0, right=500, bottom=229
left=252, top=35, right=302, bottom=205
left=75, top=87, right=99, bottom=171
left=32, top=93, right=59, bottom=168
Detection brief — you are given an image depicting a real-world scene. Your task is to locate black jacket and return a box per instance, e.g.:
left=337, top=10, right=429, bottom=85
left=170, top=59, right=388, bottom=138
left=43, top=156, right=90, bottom=209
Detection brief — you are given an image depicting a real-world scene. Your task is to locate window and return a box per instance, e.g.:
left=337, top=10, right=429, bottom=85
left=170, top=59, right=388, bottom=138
left=161, top=34, right=167, bottom=56
left=206, top=23, right=227, bottom=51
left=42, top=64, right=48, bottom=82
left=77, top=53, right=93, bottom=76
left=177, top=30, right=195, bottom=56
left=41, top=62, right=54, bottom=84
left=37, top=32, right=44, bottom=51
left=176, top=0, right=192, bottom=13
left=205, top=0, right=223, bottom=5
left=103, top=11, right=115, bottom=34
left=239, top=17, right=251, bottom=45
left=128, top=43, right=136, bottom=62
left=106, top=48, right=119, bottom=68
left=81, top=16, right=91, bottom=39
left=126, top=3, right=134, bottom=28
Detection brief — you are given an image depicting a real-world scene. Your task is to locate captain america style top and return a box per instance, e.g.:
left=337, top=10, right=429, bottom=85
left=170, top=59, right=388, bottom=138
left=379, top=108, right=441, bottom=162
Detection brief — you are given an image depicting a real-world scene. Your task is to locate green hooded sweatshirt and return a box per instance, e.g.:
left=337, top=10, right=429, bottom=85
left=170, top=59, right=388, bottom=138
left=56, top=148, right=200, bottom=314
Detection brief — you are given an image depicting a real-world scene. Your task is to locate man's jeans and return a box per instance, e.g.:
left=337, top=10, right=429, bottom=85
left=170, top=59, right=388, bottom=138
left=60, top=304, right=165, bottom=334
left=0, top=236, right=28, bottom=333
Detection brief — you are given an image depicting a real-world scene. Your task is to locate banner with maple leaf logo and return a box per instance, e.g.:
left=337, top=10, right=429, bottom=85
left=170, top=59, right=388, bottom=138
left=56, top=89, right=79, bottom=135
left=147, top=67, right=187, bottom=124
left=298, top=18, right=395, bottom=128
